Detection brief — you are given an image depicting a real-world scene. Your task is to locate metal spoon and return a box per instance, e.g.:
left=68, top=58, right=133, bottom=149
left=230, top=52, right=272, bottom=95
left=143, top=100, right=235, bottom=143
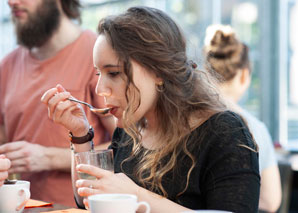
left=67, top=98, right=111, bottom=115
left=4, top=179, right=17, bottom=184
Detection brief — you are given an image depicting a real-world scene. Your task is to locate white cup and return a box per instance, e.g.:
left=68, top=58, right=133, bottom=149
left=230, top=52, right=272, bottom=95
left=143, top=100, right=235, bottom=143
left=182, top=210, right=233, bottom=213
left=88, top=193, right=150, bottom=213
left=0, top=180, right=31, bottom=213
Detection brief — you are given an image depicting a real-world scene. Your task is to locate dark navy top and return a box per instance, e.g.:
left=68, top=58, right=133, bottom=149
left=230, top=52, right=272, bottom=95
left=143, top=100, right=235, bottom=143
left=110, top=111, right=260, bottom=212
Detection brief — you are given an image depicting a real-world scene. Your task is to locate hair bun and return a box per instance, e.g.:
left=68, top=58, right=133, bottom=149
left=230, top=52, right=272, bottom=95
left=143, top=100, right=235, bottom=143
left=204, top=24, right=242, bottom=59
left=203, top=24, right=250, bottom=82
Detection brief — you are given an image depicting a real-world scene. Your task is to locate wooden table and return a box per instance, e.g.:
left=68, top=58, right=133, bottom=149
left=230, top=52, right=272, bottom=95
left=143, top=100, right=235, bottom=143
left=24, top=203, right=70, bottom=212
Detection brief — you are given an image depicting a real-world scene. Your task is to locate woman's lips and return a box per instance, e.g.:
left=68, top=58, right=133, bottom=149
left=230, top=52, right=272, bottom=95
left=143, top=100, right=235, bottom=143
left=109, top=107, right=118, bottom=116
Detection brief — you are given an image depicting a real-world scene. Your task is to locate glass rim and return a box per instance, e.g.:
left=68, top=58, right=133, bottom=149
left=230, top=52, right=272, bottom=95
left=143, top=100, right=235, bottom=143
left=74, top=148, right=113, bottom=156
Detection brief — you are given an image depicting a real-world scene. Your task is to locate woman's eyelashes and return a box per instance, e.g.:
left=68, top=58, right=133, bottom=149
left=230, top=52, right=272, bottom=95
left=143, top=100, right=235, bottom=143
left=108, top=71, right=120, bottom=77
left=95, top=69, right=121, bottom=77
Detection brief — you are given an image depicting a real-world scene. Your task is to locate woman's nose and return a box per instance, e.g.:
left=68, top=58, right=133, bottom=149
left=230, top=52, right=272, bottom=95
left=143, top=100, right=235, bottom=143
left=96, top=78, right=111, bottom=97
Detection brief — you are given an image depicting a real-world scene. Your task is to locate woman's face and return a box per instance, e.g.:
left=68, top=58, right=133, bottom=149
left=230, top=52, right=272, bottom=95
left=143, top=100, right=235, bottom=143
left=93, top=35, right=161, bottom=128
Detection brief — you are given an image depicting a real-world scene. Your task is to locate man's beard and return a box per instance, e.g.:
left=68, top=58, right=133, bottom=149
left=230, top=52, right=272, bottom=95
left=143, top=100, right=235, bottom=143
left=14, top=0, right=61, bottom=49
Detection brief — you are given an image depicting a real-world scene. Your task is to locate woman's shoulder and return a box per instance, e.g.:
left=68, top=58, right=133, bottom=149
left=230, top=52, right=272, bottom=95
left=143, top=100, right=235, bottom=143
left=192, top=110, right=256, bottom=150
left=112, top=127, right=124, bottom=139
left=109, top=128, right=128, bottom=156
left=111, top=128, right=127, bottom=144
left=202, top=110, right=247, bottom=130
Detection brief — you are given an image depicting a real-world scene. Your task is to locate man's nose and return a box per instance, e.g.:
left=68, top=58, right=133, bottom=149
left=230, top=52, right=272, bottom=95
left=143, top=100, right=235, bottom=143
left=8, top=0, right=21, bottom=7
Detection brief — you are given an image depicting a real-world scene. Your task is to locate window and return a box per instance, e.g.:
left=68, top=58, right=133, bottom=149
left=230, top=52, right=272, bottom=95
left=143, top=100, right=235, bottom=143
left=219, top=1, right=260, bottom=116
left=283, top=0, right=298, bottom=149
left=0, top=1, right=15, bottom=60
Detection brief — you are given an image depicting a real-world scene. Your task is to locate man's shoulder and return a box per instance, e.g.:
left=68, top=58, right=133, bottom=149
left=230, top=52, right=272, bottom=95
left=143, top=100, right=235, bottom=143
left=80, top=30, right=97, bottom=43
left=1, top=46, right=25, bottom=67
left=71, top=29, right=97, bottom=52
left=82, top=29, right=97, bottom=37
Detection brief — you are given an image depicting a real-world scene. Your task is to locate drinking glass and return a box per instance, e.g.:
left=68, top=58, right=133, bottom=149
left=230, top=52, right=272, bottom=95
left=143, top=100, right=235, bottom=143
left=74, top=149, right=114, bottom=180
left=71, top=149, right=114, bottom=209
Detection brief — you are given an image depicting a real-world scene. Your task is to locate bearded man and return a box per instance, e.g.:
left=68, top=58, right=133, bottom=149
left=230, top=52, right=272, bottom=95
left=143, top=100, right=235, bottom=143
left=0, top=0, right=115, bottom=206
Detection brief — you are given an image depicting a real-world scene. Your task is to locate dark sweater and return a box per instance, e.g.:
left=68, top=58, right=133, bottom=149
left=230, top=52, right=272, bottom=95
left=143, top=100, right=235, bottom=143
left=110, top=111, right=260, bottom=212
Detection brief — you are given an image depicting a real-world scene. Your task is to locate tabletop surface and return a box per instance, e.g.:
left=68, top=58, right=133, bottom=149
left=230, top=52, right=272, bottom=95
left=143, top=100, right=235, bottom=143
left=24, top=203, right=71, bottom=212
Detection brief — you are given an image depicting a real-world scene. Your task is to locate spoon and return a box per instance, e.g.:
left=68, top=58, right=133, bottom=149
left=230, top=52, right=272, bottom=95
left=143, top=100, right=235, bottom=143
left=67, top=98, right=111, bottom=115
left=4, top=179, right=17, bottom=184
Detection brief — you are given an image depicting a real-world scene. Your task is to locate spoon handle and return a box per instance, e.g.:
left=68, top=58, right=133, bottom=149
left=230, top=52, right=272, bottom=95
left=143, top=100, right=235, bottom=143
left=67, top=98, right=93, bottom=109
left=67, top=98, right=110, bottom=115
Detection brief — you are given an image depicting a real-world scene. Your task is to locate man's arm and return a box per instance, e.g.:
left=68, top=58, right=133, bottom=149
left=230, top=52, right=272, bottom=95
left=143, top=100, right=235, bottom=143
left=0, top=124, right=72, bottom=172
left=0, top=141, right=72, bottom=172
left=0, top=125, right=7, bottom=145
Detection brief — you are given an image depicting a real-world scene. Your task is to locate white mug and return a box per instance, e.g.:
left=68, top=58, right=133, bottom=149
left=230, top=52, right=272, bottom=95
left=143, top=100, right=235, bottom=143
left=182, top=210, right=233, bottom=213
left=0, top=180, right=31, bottom=213
left=88, top=193, right=150, bottom=213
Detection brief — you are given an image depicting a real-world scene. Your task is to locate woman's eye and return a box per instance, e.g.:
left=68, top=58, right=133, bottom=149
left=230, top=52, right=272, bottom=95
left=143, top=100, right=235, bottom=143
left=108, top=71, right=120, bottom=77
left=95, top=71, right=101, bottom=76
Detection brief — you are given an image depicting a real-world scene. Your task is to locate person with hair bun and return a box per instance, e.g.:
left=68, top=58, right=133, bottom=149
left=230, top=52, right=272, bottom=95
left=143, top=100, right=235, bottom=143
left=204, top=24, right=282, bottom=212
left=42, top=7, right=260, bottom=212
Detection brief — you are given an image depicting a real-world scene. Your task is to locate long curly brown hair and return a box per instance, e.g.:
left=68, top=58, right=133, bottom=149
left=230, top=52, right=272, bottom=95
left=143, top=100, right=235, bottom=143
left=97, top=6, right=226, bottom=197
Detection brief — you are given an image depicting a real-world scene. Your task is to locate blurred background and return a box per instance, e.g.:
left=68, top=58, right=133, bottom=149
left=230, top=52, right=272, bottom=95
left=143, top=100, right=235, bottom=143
left=1, top=0, right=298, bottom=150
left=1, top=0, right=298, bottom=211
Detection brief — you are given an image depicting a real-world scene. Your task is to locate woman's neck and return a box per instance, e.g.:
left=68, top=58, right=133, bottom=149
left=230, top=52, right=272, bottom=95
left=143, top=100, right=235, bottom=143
left=140, top=127, right=160, bottom=150
left=140, top=110, right=161, bottom=150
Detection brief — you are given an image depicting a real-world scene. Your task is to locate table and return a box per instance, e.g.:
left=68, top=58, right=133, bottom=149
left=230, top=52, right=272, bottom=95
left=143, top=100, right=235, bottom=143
left=24, top=203, right=70, bottom=212
left=289, top=154, right=298, bottom=171
left=276, top=149, right=298, bottom=171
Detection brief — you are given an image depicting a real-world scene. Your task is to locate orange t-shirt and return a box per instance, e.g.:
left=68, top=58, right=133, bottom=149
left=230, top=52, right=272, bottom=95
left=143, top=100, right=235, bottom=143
left=0, top=30, right=108, bottom=206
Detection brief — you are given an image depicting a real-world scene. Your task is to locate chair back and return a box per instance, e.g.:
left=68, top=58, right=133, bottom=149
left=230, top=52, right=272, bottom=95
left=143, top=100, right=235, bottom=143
left=277, top=160, right=293, bottom=213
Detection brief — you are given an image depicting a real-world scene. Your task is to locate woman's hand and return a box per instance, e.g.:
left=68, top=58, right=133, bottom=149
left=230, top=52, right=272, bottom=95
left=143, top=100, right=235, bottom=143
left=76, top=164, right=191, bottom=213
left=41, top=84, right=89, bottom=136
left=76, top=164, right=141, bottom=207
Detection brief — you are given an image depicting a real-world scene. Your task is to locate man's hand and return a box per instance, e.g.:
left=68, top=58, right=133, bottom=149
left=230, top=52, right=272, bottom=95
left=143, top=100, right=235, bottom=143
left=0, top=155, right=11, bottom=187
left=0, top=141, right=51, bottom=173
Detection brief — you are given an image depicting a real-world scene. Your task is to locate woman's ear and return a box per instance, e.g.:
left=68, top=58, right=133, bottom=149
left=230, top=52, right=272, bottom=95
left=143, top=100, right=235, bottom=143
left=240, top=68, right=251, bottom=87
left=156, top=80, right=164, bottom=86
left=154, top=75, right=164, bottom=86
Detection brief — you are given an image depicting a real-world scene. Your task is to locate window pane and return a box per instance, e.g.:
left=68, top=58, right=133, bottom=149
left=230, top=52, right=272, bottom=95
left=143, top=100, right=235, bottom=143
left=81, top=0, right=212, bottom=65
left=221, top=0, right=260, bottom=118
left=0, top=2, right=15, bottom=60
left=288, top=0, right=298, bottom=145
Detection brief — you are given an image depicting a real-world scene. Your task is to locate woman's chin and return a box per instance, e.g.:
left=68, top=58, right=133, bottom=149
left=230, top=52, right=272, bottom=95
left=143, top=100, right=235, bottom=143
left=116, top=118, right=124, bottom=128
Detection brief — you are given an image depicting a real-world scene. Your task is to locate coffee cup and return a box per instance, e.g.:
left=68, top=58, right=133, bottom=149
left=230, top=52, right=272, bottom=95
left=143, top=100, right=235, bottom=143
left=88, top=193, right=150, bottom=213
left=182, top=210, right=233, bottom=213
left=0, top=180, right=31, bottom=213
